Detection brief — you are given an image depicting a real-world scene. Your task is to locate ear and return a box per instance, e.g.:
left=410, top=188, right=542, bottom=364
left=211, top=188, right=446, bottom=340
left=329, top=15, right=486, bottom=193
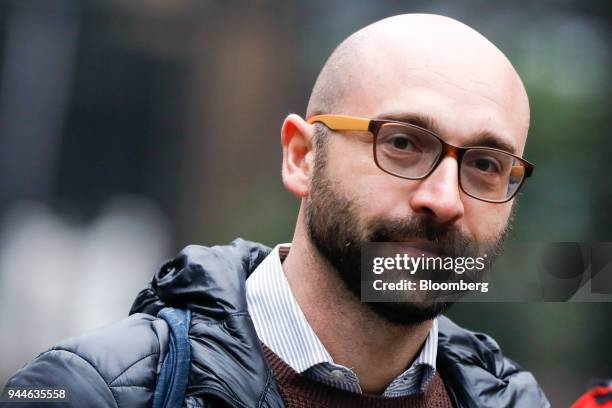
left=281, top=114, right=316, bottom=197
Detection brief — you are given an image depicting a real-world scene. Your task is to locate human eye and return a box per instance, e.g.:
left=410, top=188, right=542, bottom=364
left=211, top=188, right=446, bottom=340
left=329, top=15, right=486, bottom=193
left=466, top=155, right=502, bottom=174
left=382, top=133, right=421, bottom=153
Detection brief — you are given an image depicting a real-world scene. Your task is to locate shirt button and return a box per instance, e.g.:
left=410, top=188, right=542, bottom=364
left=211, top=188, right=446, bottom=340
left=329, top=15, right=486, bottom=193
left=330, top=369, right=345, bottom=380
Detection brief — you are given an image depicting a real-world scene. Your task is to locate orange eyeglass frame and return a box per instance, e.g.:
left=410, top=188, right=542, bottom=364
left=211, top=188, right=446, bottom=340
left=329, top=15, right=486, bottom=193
left=307, top=114, right=534, bottom=203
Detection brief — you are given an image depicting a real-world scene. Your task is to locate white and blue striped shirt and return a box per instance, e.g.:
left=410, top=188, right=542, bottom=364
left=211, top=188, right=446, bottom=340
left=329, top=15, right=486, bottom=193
left=246, top=244, right=438, bottom=397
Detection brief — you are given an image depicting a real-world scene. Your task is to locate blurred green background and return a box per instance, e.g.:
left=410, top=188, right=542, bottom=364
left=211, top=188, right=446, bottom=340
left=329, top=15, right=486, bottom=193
left=0, top=1, right=610, bottom=406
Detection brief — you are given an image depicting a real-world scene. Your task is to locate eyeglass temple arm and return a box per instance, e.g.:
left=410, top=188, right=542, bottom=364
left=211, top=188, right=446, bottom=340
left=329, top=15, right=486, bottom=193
left=307, top=114, right=371, bottom=131
left=511, top=164, right=534, bottom=178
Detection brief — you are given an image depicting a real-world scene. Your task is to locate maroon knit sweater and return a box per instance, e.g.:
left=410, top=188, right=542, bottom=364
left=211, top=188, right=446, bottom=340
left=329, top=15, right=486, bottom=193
left=262, top=345, right=454, bottom=408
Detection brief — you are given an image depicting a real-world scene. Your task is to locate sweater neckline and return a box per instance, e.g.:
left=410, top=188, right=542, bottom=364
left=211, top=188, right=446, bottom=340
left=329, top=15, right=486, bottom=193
left=261, top=343, right=452, bottom=408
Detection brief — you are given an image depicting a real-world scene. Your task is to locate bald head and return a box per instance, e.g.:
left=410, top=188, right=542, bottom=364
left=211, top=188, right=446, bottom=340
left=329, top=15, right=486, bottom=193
left=306, top=14, right=530, bottom=145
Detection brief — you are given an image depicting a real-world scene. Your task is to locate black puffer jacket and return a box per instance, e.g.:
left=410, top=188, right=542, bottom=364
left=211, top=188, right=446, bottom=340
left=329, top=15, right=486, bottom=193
left=3, top=239, right=550, bottom=408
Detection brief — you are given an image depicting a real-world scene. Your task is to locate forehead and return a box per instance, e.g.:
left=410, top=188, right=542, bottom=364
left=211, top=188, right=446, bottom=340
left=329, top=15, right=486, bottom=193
left=337, top=40, right=530, bottom=154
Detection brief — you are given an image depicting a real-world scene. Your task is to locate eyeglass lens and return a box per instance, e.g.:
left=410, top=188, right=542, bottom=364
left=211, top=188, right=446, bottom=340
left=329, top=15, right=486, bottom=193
left=374, top=123, right=526, bottom=202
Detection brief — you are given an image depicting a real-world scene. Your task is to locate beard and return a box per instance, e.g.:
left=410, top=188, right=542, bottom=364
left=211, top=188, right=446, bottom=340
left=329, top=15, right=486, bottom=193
left=305, top=144, right=512, bottom=325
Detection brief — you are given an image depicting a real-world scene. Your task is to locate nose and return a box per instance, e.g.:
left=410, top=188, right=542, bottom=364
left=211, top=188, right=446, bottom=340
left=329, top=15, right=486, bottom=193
left=409, top=156, right=465, bottom=225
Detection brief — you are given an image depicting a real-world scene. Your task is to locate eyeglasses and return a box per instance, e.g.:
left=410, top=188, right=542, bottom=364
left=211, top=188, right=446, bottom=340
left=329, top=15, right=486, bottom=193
left=307, top=114, right=534, bottom=203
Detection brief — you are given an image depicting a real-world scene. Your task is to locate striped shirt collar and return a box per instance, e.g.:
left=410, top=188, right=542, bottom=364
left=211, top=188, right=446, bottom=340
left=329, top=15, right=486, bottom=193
left=246, top=243, right=438, bottom=396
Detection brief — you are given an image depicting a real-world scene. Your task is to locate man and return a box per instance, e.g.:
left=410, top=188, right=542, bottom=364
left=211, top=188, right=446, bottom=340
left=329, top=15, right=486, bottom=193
left=3, top=14, right=549, bottom=407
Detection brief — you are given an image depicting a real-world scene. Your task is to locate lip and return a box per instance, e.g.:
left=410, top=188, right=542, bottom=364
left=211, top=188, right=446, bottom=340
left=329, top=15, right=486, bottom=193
left=389, top=241, right=447, bottom=258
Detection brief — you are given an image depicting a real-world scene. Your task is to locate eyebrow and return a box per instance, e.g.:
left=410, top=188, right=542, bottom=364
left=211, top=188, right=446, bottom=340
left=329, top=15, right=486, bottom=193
left=374, top=111, right=518, bottom=155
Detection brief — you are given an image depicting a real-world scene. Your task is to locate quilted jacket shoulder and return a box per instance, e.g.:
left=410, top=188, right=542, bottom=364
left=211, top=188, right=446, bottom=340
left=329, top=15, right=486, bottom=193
left=3, top=313, right=169, bottom=408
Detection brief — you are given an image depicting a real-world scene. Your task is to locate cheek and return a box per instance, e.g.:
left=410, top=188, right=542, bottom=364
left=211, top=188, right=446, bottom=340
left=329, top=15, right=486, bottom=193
left=324, top=138, right=415, bottom=218
left=463, top=200, right=512, bottom=241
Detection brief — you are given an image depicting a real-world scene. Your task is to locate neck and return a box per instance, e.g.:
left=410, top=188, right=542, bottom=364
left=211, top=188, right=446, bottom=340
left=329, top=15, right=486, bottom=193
left=282, top=210, right=433, bottom=395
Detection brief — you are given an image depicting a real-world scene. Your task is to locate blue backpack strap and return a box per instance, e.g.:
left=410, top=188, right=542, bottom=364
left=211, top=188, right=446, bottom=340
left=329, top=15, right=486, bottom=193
left=153, top=307, right=192, bottom=408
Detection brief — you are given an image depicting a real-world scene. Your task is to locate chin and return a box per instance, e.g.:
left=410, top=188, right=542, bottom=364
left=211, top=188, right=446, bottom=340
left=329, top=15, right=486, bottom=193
left=365, top=301, right=453, bottom=326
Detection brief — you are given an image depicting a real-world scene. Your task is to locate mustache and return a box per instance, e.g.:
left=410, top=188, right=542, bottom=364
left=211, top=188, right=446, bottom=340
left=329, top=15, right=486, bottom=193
left=366, top=217, right=478, bottom=258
